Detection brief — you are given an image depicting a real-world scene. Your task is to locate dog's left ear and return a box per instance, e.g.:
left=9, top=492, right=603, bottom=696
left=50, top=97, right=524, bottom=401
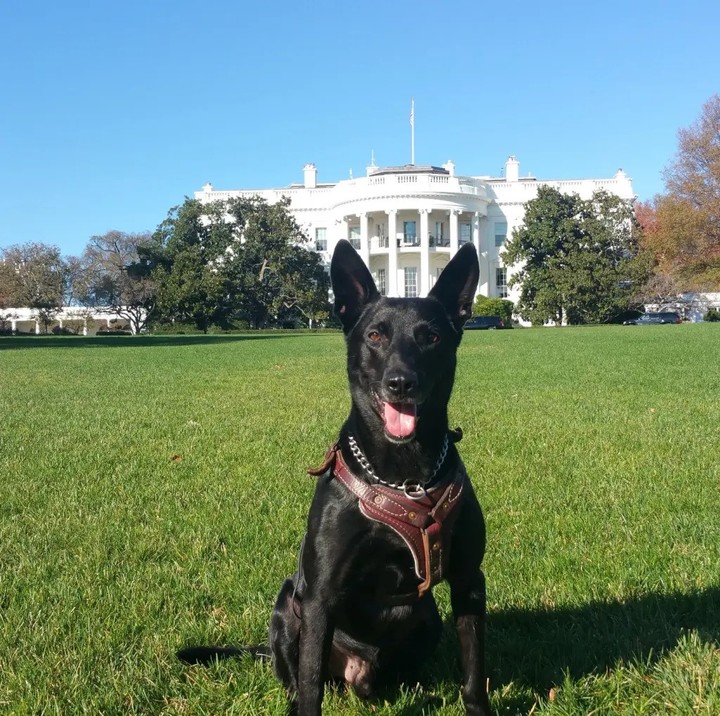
left=331, top=239, right=380, bottom=333
left=429, top=244, right=480, bottom=331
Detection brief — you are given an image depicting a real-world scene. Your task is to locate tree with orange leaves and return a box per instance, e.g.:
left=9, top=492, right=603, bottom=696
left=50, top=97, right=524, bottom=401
left=643, top=95, right=720, bottom=290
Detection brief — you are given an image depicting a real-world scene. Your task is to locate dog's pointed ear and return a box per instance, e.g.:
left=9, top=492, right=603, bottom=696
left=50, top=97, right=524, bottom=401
left=429, top=244, right=480, bottom=331
left=331, top=239, right=380, bottom=333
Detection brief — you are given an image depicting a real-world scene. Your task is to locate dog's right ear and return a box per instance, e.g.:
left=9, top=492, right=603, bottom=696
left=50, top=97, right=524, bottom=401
left=331, top=239, right=380, bottom=333
left=429, top=243, right=480, bottom=331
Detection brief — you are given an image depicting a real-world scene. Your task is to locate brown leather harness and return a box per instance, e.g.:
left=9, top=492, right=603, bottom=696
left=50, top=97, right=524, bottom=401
left=308, top=442, right=467, bottom=598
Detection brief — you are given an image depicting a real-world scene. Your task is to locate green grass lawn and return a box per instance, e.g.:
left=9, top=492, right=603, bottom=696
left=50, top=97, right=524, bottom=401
left=1, top=326, right=718, bottom=715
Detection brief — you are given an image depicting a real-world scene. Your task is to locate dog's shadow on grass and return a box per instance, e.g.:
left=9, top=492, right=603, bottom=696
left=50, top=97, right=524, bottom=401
left=182, top=588, right=719, bottom=714
left=431, top=586, right=720, bottom=710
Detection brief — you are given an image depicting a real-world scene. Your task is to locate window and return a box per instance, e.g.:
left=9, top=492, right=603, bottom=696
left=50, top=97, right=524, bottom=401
left=349, top=225, right=361, bottom=250
left=459, top=222, right=472, bottom=245
left=403, top=221, right=417, bottom=245
left=496, top=267, right=508, bottom=298
left=376, top=222, right=388, bottom=248
left=433, top=221, right=447, bottom=247
left=315, top=227, right=327, bottom=252
left=404, top=267, right=418, bottom=298
left=376, top=268, right=386, bottom=296
left=494, top=221, right=507, bottom=248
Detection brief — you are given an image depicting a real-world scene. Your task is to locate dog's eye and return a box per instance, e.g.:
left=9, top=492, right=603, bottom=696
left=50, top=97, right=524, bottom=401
left=429, top=332, right=440, bottom=344
left=368, top=330, right=382, bottom=343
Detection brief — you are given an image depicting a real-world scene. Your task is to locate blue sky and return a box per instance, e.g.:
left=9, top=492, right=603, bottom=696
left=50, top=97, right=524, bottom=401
left=2, top=0, right=719, bottom=258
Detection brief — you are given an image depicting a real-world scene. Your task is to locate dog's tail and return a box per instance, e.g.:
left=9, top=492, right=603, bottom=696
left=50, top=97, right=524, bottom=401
left=176, top=644, right=272, bottom=665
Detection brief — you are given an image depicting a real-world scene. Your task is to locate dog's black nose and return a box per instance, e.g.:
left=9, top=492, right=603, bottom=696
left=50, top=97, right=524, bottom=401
left=385, top=371, right=417, bottom=400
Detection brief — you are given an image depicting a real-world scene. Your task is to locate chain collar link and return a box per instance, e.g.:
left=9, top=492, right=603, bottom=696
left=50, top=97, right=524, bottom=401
left=346, top=433, right=449, bottom=499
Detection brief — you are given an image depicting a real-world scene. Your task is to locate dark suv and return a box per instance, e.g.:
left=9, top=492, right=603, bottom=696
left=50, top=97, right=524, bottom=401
left=623, top=312, right=682, bottom=325
left=465, top=315, right=509, bottom=330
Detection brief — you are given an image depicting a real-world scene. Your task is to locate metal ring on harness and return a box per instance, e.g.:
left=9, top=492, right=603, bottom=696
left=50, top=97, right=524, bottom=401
left=402, top=480, right=428, bottom=500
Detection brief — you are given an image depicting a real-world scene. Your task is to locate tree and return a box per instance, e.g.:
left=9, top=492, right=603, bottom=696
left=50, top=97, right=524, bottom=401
left=0, top=259, right=16, bottom=309
left=73, top=231, right=157, bottom=334
left=149, top=199, right=235, bottom=332
left=150, top=195, right=329, bottom=330
left=647, top=95, right=720, bottom=289
left=222, top=196, right=329, bottom=328
left=501, top=187, right=649, bottom=325
left=0, top=243, right=67, bottom=331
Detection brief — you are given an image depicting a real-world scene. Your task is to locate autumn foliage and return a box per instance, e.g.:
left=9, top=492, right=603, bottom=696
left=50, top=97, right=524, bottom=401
left=640, top=95, right=720, bottom=291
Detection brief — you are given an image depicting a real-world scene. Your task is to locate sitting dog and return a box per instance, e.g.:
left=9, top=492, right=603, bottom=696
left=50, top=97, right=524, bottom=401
left=179, top=239, right=490, bottom=716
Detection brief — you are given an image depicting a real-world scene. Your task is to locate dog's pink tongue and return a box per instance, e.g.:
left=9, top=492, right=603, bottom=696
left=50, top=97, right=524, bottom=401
left=383, top=402, right=417, bottom=438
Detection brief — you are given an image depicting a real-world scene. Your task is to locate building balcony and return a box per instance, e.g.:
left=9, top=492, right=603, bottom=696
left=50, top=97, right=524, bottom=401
left=368, top=234, right=455, bottom=253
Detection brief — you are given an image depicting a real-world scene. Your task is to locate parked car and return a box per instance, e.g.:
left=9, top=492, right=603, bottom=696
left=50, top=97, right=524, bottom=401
left=622, top=312, right=682, bottom=325
left=465, top=315, right=510, bottom=330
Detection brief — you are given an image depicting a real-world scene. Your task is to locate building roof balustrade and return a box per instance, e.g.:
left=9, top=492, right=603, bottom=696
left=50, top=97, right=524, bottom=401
left=361, top=172, right=484, bottom=195
left=329, top=173, right=488, bottom=212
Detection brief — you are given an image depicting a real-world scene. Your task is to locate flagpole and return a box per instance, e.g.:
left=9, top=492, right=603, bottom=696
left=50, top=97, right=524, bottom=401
left=410, top=98, right=415, bottom=165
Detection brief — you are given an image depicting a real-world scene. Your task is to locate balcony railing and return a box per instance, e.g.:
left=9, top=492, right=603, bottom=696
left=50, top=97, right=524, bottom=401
left=429, top=235, right=450, bottom=247
left=365, top=235, right=460, bottom=251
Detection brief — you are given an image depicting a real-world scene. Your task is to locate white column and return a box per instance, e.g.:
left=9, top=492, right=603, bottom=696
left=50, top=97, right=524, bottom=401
left=476, top=213, right=489, bottom=296
left=420, top=209, right=430, bottom=296
left=360, top=213, right=370, bottom=267
left=34, top=319, right=40, bottom=335
left=387, top=210, right=398, bottom=297
left=473, top=212, right=481, bottom=255
left=11, top=319, right=16, bottom=334
left=449, top=209, right=459, bottom=254
left=340, top=217, right=349, bottom=247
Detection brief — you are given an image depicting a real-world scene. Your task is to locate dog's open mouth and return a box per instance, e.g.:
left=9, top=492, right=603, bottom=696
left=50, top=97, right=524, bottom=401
left=376, top=397, right=417, bottom=441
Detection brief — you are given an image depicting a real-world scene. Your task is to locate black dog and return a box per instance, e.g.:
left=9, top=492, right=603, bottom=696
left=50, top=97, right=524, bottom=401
left=179, top=240, right=490, bottom=715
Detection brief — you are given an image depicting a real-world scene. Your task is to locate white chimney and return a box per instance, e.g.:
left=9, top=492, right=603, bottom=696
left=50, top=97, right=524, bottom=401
left=303, top=163, right=317, bottom=189
left=505, top=155, right=520, bottom=182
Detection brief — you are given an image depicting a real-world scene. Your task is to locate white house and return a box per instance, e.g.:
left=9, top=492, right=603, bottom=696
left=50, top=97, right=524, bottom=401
left=0, top=307, right=135, bottom=335
left=195, top=157, right=635, bottom=304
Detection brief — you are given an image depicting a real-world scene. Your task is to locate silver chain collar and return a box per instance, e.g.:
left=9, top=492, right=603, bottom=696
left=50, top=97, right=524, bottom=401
left=346, top=433, right=450, bottom=500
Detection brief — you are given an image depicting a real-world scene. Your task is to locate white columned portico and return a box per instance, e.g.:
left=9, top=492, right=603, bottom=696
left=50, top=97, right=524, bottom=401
left=387, top=210, right=398, bottom=296
left=420, top=209, right=430, bottom=296
left=359, top=213, right=370, bottom=267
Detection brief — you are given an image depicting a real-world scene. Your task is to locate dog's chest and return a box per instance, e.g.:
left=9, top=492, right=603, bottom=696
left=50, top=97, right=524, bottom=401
left=355, top=478, right=464, bottom=597
left=310, top=445, right=466, bottom=599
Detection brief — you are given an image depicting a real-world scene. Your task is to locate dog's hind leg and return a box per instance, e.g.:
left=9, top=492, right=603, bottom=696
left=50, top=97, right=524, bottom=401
left=269, top=576, right=302, bottom=694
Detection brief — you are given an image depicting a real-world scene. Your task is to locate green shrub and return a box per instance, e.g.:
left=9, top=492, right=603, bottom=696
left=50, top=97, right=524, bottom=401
left=704, top=307, right=720, bottom=322
left=473, top=295, right=515, bottom=324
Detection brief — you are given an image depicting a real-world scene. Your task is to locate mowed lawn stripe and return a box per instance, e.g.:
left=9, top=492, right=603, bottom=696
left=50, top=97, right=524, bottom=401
left=1, top=326, right=718, bottom=714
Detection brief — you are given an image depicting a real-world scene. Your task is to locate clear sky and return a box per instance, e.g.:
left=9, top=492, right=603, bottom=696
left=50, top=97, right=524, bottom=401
left=2, top=0, right=719, bottom=258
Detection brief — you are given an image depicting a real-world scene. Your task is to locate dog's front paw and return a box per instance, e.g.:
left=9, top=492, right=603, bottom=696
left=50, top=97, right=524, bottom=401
left=464, top=693, right=491, bottom=716
left=465, top=706, right=491, bottom=716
